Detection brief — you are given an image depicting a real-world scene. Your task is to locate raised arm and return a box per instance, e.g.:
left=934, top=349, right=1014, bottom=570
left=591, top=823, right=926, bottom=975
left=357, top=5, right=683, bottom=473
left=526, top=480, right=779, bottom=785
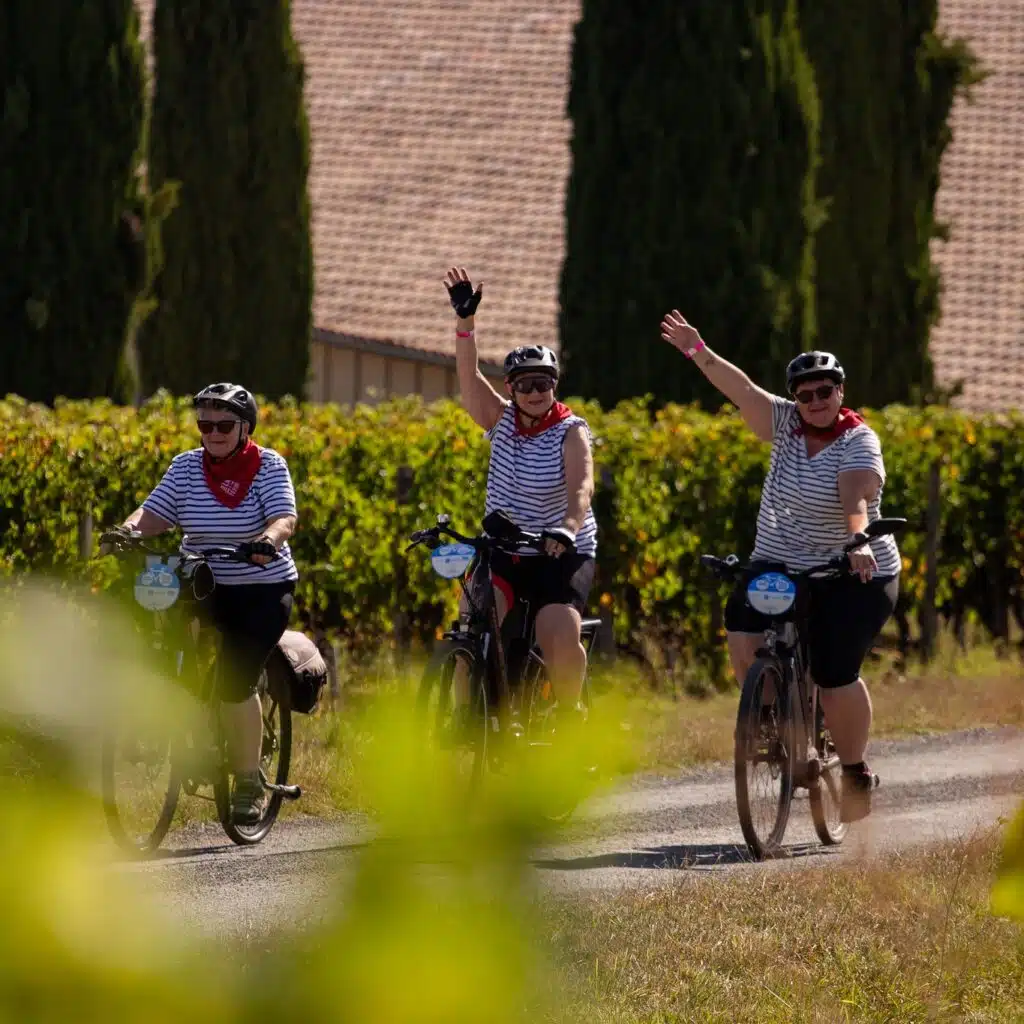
left=444, top=266, right=508, bottom=432
left=660, top=310, right=775, bottom=442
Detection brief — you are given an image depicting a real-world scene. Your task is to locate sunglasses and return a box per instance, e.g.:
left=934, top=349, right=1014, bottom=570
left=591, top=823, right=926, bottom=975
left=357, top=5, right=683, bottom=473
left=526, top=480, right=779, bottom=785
left=793, top=384, right=837, bottom=404
left=197, top=418, right=241, bottom=435
left=510, top=376, right=556, bottom=395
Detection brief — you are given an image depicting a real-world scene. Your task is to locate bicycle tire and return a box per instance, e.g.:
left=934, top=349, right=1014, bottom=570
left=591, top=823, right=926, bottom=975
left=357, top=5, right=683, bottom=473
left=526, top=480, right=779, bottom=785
left=809, top=699, right=847, bottom=846
left=734, top=656, right=795, bottom=860
left=101, top=728, right=181, bottom=856
left=216, top=670, right=293, bottom=846
left=416, top=640, right=488, bottom=792
left=522, top=653, right=594, bottom=822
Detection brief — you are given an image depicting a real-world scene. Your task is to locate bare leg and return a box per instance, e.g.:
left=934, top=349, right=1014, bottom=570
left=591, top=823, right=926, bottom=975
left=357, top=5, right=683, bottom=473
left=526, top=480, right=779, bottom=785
left=534, top=604, right=586, bottom=705
left=818, top=678, right=872, bottom=764
left=728, top=631, right=769, bottom=696
left=222, top=693, right=263, bottom=774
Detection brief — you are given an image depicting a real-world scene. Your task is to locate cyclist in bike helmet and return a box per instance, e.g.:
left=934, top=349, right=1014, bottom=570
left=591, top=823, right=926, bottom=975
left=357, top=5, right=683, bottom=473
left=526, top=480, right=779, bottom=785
left=443, top=266, right=598, bottom=734
left=660, top=312, right=900, bottom=823
left=99, top=382, right=299, bottom=825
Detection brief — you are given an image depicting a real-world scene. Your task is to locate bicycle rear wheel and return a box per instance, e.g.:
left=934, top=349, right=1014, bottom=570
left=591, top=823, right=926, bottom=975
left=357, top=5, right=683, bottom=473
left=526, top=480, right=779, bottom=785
left=101, top=718, right=180, bottom=856
left=809, top=698, right=847, bottom=846
left=734, top=656, right=795, bottom=860
left=216, top=670, right=293, bottom=846
left=416, top=641, right=488, bottom=792
left=522, top=653, right=594, bottom=822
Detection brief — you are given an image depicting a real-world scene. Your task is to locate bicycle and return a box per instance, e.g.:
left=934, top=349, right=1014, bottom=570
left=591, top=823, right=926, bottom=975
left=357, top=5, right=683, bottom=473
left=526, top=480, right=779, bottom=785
left=408, top=511, right=603, bottom=817
left=100, top=536, right=300, bottom=855
left=700, top=517, right=907, bottom=860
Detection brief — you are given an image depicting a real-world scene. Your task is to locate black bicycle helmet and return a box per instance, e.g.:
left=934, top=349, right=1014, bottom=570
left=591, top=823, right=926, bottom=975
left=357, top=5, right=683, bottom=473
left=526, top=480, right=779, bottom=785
left=786, top=351, right=845, bottom=392
left=503, top=345, right=559, bottom=378
left=192, top=382, right=258, bottom=432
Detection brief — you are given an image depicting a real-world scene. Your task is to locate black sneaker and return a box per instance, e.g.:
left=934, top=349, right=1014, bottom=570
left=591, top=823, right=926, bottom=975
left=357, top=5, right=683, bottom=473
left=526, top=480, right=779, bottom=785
left=840, top=766, right=879, bottom=823
left=231, top=771, right=265, bottom=826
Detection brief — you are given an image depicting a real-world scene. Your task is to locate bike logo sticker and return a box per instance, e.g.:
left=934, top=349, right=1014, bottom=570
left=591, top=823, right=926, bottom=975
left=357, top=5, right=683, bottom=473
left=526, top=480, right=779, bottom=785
left=430, top=543, right=476, bottom=579
left=746, top=572, right=797, bottom=615
left=134, top=562, right=181, bottom=610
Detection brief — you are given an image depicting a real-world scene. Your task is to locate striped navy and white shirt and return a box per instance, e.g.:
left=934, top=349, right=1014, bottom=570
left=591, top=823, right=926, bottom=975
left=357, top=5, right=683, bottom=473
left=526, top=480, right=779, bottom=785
left=142, top=447, right=299, bottom=584
left=751, top=396, right=901, bottom=575
left=484, top=405, right=598, bottom=557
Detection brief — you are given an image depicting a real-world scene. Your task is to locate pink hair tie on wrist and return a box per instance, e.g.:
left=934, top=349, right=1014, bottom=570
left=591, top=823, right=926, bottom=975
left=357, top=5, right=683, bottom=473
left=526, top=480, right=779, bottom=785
left=684, top=339, right=706, bottom=360
left=455, top=329, right=474, bottom=339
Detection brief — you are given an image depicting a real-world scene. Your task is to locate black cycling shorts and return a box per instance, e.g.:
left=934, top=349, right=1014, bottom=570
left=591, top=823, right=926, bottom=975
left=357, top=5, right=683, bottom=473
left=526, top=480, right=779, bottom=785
left=488, top=550, right=595, bottom=615
left=198, top=581, right=295, bottom=703
left=724, top=572, right=898, bottom=689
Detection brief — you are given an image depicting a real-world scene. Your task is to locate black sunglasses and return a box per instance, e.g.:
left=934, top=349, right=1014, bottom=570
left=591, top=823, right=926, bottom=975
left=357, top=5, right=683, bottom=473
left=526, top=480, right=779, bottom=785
left=793, top=384, right=836, bottom=404
left=510, top=375, right=556, bottom=395
left=197, top=418, right=241, bottom=435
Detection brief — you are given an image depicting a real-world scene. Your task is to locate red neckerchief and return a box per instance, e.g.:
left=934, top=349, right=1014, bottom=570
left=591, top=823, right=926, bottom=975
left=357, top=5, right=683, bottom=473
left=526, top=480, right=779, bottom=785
left=792, top=407, right=866, bottom=441
left=513, top=400, right=573, bottom=437
left=202, top=440, right=263, bottom=509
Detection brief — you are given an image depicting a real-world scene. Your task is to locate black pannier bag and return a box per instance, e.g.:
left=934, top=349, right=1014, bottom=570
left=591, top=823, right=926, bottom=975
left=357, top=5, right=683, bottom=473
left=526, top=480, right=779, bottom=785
left=267, top=630, right=328, bottom=714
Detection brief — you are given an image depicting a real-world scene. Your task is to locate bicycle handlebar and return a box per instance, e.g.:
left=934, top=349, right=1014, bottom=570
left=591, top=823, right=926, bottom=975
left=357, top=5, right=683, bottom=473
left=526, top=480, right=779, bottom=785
left=102, top=533, right=274, bottom=565
left=700, top=518, right=908, bottom=583
left=407, top=518, right=545, bottom=556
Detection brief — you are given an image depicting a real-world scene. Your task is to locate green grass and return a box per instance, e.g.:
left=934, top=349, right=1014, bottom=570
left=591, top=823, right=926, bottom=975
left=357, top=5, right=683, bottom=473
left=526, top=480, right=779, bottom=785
left=547, top=829, right=1024, bottom=1022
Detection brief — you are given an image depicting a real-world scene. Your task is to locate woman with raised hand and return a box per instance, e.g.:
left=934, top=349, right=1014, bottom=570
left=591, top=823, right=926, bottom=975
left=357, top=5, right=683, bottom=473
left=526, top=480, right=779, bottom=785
left=661, top=311, right=900, bottom=823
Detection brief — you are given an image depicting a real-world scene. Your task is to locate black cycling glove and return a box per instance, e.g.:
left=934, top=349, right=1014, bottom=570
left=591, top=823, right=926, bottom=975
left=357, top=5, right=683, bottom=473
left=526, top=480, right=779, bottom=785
left=238, top=538, right=277, bottom=562
left=99, top=524, right=138, bottom=550
left=446, top=278, right=483, bottom=319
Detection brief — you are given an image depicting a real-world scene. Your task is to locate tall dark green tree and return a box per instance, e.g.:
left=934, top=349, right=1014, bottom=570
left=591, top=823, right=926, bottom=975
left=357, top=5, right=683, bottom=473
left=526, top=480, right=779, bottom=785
left=0, top=2, right=148, bottom=404
left=559, top=0, right=823, bottom=409
left=800, top=1, right=980, bottom=406
left=141, top=0, right=313, bottom=400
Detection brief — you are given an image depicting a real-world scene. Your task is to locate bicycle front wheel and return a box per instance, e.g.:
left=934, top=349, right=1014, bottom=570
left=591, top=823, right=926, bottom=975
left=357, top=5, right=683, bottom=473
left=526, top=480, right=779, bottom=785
left=416, top=641, right=489, bottom=793
left=101, top=719, right=180, bottom=856
left=734, top=656, right=795, bottom=860
left=216, top=670, right=293, bottom=846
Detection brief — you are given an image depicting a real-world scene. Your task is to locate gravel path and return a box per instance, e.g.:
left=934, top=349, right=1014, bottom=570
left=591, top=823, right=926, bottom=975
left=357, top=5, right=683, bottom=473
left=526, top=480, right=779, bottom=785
left=114, top=727, right=1024, bottom=938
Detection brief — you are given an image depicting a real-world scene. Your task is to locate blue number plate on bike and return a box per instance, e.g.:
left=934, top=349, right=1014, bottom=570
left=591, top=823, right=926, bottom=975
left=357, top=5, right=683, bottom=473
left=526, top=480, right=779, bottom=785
left=430, top=543, right=476, bottom=579
left=746, top=572, right=797, bottom=615
left=134, top=562, right=181, bottom=611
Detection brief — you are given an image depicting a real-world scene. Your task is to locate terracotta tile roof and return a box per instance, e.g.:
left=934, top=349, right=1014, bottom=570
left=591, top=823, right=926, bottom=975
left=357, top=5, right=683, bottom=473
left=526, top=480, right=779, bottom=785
left=135, top=0, right=1022, bottom=407
left=932, top=0, right=1024, bottom=411
left=135, top=0, right=580, bottom=367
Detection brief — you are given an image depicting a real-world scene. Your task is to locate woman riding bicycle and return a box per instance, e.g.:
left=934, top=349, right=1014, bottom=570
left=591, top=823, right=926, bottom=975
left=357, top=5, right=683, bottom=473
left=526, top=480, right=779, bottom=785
left=444, top=267, right=597, bottom=733
left=100, top=383, right=299, bottom=825
left=660, top=312, right=899, bottom=823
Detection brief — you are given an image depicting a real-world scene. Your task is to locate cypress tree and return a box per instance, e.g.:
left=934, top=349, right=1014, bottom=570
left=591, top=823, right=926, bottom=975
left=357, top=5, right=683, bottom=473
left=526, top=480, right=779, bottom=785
left=141, top=0, right=313, bottom=400
left=800, top=1, right=980, bottom=405
left=0, top=2, right=148, bottom=403
left=559, top=0, right=823, bottom=409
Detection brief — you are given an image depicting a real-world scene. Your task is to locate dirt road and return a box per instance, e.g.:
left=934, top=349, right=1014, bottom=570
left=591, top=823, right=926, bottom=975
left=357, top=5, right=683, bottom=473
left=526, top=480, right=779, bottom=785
left=115, top=727, right=1024, bottom=938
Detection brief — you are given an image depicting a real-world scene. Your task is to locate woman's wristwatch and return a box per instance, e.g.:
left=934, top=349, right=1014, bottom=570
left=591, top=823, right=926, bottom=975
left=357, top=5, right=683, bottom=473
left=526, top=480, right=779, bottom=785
left=683, top=339, right=706, bottom=360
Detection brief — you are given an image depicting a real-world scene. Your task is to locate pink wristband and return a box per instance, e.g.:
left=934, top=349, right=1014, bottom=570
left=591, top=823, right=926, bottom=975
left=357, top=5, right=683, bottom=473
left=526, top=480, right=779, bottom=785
left=684, top=339, right=706, bottom=360
left=455, top=329, right=474, bottom=339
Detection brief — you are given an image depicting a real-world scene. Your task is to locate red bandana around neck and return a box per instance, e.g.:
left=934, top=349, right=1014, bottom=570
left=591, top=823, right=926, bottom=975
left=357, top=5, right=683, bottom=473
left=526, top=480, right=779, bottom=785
left=514, top=400, right=573, bottom=437
left=203, top=439, right=263, bottom=508
left=792, top=406, right=866, bottom=441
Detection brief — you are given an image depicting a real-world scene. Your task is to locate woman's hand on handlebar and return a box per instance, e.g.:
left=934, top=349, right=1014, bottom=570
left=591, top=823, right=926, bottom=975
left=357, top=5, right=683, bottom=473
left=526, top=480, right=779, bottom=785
left=848, top=544, right=877, bottom=583
left=98, top=524, right=141, bottom=556
left=238, top=537, right=277, bottom=566
left=542, top=526, right=576, bottom=558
